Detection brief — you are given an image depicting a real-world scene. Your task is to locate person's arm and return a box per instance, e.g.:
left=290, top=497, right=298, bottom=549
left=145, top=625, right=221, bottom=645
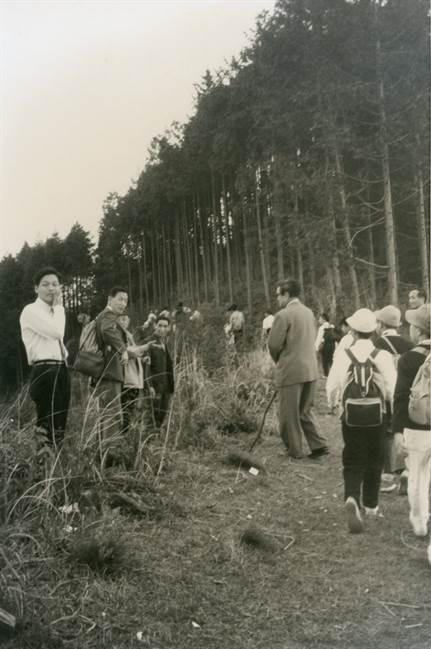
left=98, top=312, right=126, bottom=352
left=267, top=312, right=288, bottom=363
left=20, top=305, right=64, bottom=340
left=314, top=324, right=324, bottom=351
left=326, top=350, right=348, bottom=409
left=375, top=349, right=397, bottom=403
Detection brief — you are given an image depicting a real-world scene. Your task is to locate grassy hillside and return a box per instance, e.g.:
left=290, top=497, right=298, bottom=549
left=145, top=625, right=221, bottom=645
left=1, top=350, right=430, bottom=649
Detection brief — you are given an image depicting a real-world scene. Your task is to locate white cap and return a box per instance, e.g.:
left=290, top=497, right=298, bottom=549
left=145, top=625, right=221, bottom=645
left=346, top=308, right=376, bottom=334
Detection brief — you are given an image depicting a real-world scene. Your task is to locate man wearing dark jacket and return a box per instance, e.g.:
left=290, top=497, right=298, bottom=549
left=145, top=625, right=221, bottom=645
left=393, top=304, right=430, bottom=562
left=146, top=315, right=174, bottom=427
left=95, top=287, right=147, bottom=437
left=268, top=278, right=328, bottom=459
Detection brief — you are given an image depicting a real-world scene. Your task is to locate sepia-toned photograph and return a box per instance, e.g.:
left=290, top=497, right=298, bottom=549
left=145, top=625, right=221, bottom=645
left=0, top=1, right=429, bottom=647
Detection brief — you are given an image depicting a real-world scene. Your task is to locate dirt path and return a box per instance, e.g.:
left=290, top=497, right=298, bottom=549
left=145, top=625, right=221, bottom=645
left=119, top=379, right=430, bottom=649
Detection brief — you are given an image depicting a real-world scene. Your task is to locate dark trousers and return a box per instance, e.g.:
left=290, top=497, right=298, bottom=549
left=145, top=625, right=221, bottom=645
left=152, top=392, right=171, bottom=427
left=321, top=350, right=334, bottom=377
left=29, top=362, right=71, bottom=445
left=121, top=388, right=140, bottom=434
left=342, top=421, right=386, bottom=508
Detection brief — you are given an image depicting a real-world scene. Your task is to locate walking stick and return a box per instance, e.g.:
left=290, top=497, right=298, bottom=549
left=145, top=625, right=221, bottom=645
left=248, top=390, right=277, bottom=453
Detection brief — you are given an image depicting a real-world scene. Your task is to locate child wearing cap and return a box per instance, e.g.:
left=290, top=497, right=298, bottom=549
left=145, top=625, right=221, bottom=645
left=326, top=308, right=397, bottom=534
left=374, top=305, right=414, bottom=493
left=393, top=303, right=431, bottom=564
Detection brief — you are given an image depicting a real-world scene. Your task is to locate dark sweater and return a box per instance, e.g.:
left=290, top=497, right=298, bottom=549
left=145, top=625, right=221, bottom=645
left=392, top=344, right=430, bottom=433
left=375, top=334, right=413, bottom=356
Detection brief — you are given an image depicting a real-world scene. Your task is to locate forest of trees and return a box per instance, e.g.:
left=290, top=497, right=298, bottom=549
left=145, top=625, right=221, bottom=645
left=0, top=0, right=429, bottom=391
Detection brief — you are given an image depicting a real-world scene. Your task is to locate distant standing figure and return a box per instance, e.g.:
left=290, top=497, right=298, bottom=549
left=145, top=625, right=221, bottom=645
left=408, top=288, right=427, bottom=310
left=146, top=315, right=174, bottom=427
left=227, top=304, right=245, bottom=347
left=315, top=313, right=336, bottom=377
left=268, top=278, right=328, bottom=459
left=333, top=318, right=354, bottom=361
left=262, top=310, right=275, bottom=349
left=20, top=267, right=71, bottom=446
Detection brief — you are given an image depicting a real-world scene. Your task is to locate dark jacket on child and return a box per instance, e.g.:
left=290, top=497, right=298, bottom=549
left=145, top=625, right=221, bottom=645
left=147, top=339, right=174, bottom=395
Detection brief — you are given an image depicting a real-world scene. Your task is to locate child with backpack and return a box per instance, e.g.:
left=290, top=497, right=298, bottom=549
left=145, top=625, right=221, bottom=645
left=392, top=304, right=431, bottom=564
left=326, top=309, right=397, bottom=534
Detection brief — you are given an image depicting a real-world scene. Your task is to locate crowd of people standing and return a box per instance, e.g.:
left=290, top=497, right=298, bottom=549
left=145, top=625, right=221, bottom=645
left=19, top=267, right=430, bottom=564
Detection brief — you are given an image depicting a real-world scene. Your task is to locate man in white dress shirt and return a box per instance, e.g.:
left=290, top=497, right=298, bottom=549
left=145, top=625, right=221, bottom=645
left=20, top=267, right=71, bottom=446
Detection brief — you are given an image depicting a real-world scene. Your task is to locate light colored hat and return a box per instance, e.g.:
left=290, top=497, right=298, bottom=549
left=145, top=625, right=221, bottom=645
left=346, top=308, right=376, bottom=334
left=374, top=305, right=401, bottom=328
left=405, top=304, right=430, bottom=336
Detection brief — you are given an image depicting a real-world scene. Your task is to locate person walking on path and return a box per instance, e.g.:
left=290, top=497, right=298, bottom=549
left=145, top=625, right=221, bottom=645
left=326, top=309, right=397, bottom=534
left=374, top=305, right=414, bottom=493
left=20, top=267, right=71, bottom=446
left=315, top=313, right=336, bottom=377
left=393, top=304, right=431, bottom=563
left=268, top=278, right=328, bottom=459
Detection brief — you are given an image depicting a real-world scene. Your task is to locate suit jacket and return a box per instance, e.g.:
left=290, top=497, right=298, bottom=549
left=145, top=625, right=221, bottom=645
left=268, top=298, right=319, bottom=387
left=95, top=308, right=127, bottom=383
left=147, top=339, right=174, bottom=394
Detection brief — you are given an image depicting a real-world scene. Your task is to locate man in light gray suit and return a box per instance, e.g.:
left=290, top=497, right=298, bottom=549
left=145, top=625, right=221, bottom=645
left=268, top=278, right=328, bottom=459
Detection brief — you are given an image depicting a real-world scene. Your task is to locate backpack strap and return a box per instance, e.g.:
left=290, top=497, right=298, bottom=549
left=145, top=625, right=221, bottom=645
left=345, top=348, right=360, bottom=367
left=381, top=335, right=397, bottom=356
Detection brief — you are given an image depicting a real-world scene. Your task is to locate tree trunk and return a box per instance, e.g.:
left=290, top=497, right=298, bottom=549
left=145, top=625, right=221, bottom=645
left=197, top=194, right=209, bottom=302
left=210, top=171, right=220, bottom=306
left=242, top=199, right=253, bottom=316
left=255, top=168, right=271, bottom=306
left=142, top=236, right=150, bottom=312
left=222, top=176, right=234, bottom=303
left=375, top=2, right=398, bottom=304
left=333, top=142, right=361, bottom=309
left=174, top=214, right=184, bottom=298
left=415, top=168, right=430, bottom=293
left=272, top=156, right=285, bottom=280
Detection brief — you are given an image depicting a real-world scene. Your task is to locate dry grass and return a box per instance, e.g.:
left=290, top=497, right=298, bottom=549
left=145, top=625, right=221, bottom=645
left=1, top=354, right=430, bottom=649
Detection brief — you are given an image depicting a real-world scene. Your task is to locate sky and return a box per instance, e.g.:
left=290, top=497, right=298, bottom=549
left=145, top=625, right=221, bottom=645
left=0, top=0, right=274, bottom=258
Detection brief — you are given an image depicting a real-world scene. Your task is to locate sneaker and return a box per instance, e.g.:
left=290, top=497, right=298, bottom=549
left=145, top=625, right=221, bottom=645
left=308, top=447, right=330, bottom=459
left=345, top=497, right=364, bottom=534
left=398, top=472, right=408, bottom=496
left=364, top=506, right=384, bottom=518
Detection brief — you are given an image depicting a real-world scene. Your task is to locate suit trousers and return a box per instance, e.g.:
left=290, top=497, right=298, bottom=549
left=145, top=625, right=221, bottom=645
left=94, top=379, right=122, bottom=440
left=29, top=362, right=71, bottom=445
left=277, top=381, right=326, bottom=457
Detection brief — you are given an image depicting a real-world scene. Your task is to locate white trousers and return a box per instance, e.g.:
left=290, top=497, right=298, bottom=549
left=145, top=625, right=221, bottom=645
left=404, top=428, right=431, bottom=564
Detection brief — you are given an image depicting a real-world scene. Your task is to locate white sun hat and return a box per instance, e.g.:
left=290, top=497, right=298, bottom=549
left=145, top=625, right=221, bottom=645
left=346, top=308, right=377, bottom=334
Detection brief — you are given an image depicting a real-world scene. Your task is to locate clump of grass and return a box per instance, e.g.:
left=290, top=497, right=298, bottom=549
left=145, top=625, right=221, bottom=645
left=67, top=517, right=130, bottom=576
left=240, top=526, right=278, bottom=553
left=224, top=449, right=266, bottom=472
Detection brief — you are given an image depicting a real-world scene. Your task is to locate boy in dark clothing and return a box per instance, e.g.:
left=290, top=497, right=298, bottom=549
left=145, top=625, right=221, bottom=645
left=146, top=315, right=174, bottom=427
left=374, top=305, right=414, bottom=492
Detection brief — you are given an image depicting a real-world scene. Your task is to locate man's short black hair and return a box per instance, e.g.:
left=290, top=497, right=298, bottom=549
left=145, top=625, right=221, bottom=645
left=321, top=313, right=329, bottom=322
left=33, top=267, right=61, bottom=286
left=108, top=286, right=128, bottom=298
left=355, top=331, right=373, bottom=339
left=410, top=287, right=428, bottom=301
left=278, top=278, right=300, bottom=298
left=156, top=314, right=171, bottom=325
left=228, top=304, right=238, bottom=311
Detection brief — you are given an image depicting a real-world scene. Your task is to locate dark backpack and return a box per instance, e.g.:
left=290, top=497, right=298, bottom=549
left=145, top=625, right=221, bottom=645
left=342, top=348, right=384, bottom=428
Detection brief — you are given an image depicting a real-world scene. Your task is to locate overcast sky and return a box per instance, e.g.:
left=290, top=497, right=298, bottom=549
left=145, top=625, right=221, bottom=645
left=0, top=0, right=274, bottom=258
